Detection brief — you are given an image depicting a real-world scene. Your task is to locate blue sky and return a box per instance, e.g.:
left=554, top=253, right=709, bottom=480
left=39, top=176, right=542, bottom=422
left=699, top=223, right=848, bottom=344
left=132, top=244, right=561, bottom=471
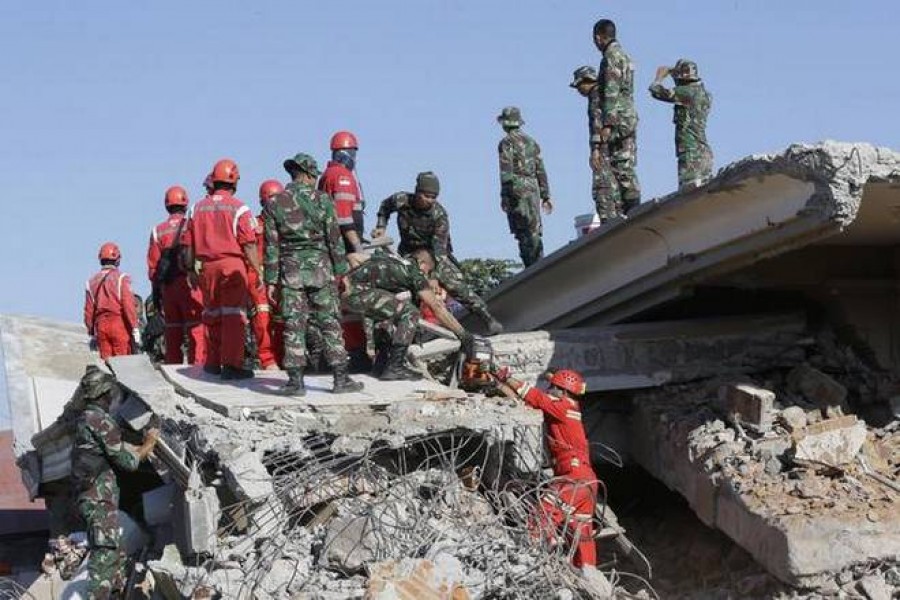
left=0, top=1, right=897, bottom=324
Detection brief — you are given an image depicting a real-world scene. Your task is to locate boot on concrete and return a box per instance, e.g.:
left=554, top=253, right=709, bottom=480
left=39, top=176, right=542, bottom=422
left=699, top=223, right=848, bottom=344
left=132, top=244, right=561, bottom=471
left=332, top=363, right=364, bottom=393
left=281, top=368, right=305, bottom=396
left=221, top=365, right=254, bottom=380
left=348, top=348, right=373, bottom=374
left=379, top=345, right=422, bottom=381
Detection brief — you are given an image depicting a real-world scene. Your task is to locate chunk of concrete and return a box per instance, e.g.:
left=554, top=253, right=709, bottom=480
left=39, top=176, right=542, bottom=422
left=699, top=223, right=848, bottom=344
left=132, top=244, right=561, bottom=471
left=787, top=365, right=848, bottom=413
left=778, top=406, right=807, bottom=433
left=858, top=574, right=892, bottom=600
left=173, top=484, right=220, bottom=557
left=792, top=416, right=867, bottom=466
left=366, top=555, right=470, bottom=600
left=719, top=383, right=775, bottom=432
left=221, top=451, right=273, bottom=504
left=321, top=514, right=380, bottom=572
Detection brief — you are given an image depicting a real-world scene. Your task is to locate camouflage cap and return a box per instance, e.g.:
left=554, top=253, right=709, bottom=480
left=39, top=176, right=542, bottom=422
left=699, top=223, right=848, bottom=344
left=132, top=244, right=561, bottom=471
left=673, top=59, right=700, bottom=82
left=569, top=65, right=598, bottom=88
left=283, top=153, right=321, bottom=177
left=415, top=171, right=440, bottom=196
left=497, top=106, right=523, bottom=127
left=80, top=365, right=115, bottom=401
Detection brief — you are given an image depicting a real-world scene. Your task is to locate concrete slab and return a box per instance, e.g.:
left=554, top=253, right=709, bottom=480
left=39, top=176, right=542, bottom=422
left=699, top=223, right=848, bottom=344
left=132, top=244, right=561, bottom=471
left=159, top=365, right=456, bottom=417
left=31, top=377, right=78, bottom=432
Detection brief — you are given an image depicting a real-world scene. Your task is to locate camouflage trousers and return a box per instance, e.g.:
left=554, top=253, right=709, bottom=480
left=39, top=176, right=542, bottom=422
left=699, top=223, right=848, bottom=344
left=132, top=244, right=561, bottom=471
left=78, top=498, right=125, bottom=600
left=505, top=193, right=543, bottom=268
left=281, top=284, right=348, bottom=369
left=593, top=133, right=641, bottom=222
left=677, top=148, right=713, bottom=190
left=432, top=256, right=489, bottom=316
left=343, top=287, right=420, bottom=346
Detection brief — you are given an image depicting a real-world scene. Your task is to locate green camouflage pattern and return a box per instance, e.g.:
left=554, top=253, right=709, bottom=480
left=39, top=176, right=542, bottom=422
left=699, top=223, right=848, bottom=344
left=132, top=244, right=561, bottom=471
left=433, top=256, right=489, bottom=315
left=281, top=284, right=347, bottom=369
left=649, top=80, right=713, bottom=188
left=79, top=499, right=126, bottom=599
left=499, top=130, right=550, bottom=266
left=598, top=40, right=638, bottom=138
left=376, top=192, right=452, bottom=258
left=593, top=136, right=639, bottom=220
left=344, top=255, right=428, bottom=346
left=263, top=181, right=349, bottom=289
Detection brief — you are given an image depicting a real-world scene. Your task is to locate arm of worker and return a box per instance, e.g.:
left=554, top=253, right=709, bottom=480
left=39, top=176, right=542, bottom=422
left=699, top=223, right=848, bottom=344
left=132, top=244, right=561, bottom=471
left=120, top=274, right=139, bottom=335
left=431, top=208, right=451, bottom=259
left=242, top=243, right=263, bottom=288
left=600, top=53, right=626, bottom=133
left=235, top=207, right=262, bottom=286
left=534, top=143, right=553, bottom=215
left=94, top=415, right=157, bottom=471
left=84, top=285, right=94, bottom=335
left=498, top=139, right=515, bottom=212
left=322, top=193, right=350, bottom=278
left=179, top=213, right=198, bottom=287
left=147, top=228, right=160, bottom=283
left=649, top=66, right=676, bottom=102
left=491, top=369, right=568, bottom=421
left=372, top=193, right=400, bottom=238
left=417, top=287, right=469, bottom=341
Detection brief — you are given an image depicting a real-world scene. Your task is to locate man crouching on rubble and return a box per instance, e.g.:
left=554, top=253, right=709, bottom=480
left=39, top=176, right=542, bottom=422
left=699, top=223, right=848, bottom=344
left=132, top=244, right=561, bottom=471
left=489, top=366, right=601, bottom=572
left=71, top=367, right=159, bottom=599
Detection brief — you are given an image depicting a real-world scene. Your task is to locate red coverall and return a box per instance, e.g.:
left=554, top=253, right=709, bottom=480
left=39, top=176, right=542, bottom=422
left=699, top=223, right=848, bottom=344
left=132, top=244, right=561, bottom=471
left=519, top=383, right=598, bottom=567
left=247, top=214, right=277, bottom=368
left=182, top=191, right=257, bottom=370
left=318, top=161, right=366, bottom=353
left=148, top=213, right=206, bottom=365
left=84, top=267, right=138, bottom=359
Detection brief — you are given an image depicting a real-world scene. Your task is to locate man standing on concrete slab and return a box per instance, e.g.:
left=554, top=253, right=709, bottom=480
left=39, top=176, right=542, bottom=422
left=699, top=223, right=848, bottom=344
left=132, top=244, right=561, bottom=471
left=182, top=159, right=262, bottom=380
left=84, top=242, right=140, bottom=360
left=343, top=249, right=474, bottom=381
left=371, top=172, right=503, bottom=335
left=592, top=18, right=641, bottom=220
left=570, top=66, right=607, bottom=221
left=264, top=153, right=364, bottom=396
left=649, top=59, right=714, bottom=190
left=497, top=106, right=553, bottom=267
left=71, top=366, right=159, bottom=599
left=147, top=185, right=206, bottom=366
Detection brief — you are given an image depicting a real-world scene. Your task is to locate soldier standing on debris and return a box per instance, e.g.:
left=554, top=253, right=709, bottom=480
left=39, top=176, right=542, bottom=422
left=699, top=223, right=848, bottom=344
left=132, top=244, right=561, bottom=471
left=182, top=159, right=262, bottom=380
left=72, top=367, right=159, bottom=599
left=649, top=59, right=714, bottom=190
left=84, top=243, right=140, bottom=360
left=264, top=153, right=364, bottom=396
left=489, top=366, right=599, bottom=570
left=343, top=249, right=474, bottom=381
left=592, top=19, right=641, bottom=221
left=497, top=106, right=554, bottom=267
left=372, top=172, right=504, bottom=335
left=570, top=66, right=606, bottom=219
left=147, top=185, right=206, bottom=365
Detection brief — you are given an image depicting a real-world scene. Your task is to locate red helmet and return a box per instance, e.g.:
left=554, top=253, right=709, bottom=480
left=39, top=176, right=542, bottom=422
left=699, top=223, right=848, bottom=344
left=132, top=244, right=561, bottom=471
left=547, top=369, right=587, bottom=396
left=258, top=179, right=284, bottom=203
left=164, top=185, right=188, bottom=209
left=98, top=242, right=121, bottom=262
left=330, top=131, right=358, bottom=151
left=211, top=159, right=240, bottom=185
left=203, top=173, right=214, bottom=193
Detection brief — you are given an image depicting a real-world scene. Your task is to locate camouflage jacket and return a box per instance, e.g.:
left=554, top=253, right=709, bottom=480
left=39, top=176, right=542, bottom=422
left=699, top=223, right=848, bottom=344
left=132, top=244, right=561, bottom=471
left=349, top=254, right=429, bottom=295
left=499, top=130, right=550, bottom=207
left=264, top=181, right=349, bottom=289
left=376, top=193, right=454, bottom=258
left=71, top=405, right=140, bottom=502
left=598, top=40, right=638, bottom=136
left=587, top=84, right=604, bottom=148
left=649, top=81, right=712, bottom=156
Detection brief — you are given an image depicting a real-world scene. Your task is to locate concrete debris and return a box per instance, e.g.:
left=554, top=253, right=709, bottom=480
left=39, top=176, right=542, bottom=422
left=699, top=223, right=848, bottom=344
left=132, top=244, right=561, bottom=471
left=719, top=383, right=776, bottom=432
left=778, top=406, right=808, bottom=433
left=792, top=416, right=868, bottom=467
left=220, top=451, right=274, bottom=505
left=366, top=555, right=470, bottom=600
left=857, top=572, right=894, bottom=600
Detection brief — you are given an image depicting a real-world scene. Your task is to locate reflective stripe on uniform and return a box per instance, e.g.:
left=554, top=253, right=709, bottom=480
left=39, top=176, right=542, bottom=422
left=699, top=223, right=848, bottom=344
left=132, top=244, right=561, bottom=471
left=518, top=382, right=533, bottom=397
left=333, top=192, right=357, bottom=202
left=566, top=410, right=582, bottom=421
left=116, top=273, right=127, bottom=301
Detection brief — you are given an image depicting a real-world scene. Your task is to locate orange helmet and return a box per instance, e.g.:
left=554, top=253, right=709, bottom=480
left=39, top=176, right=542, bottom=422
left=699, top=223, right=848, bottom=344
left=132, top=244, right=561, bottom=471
left=330, top=131, right=358, bottom=150
left=164, top=185, right=188, bottom=209
left=98, top=242, right=121, bottom=262
left=211, top=159, right=240, bottom=185
left=546, top=369, right=587, bottom=396
left=258, top=179, right=284, bottom=203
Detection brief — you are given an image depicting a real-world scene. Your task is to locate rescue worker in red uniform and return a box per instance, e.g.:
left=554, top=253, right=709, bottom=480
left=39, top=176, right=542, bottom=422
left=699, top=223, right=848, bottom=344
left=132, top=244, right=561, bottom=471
left=318, top=130, right=370, bottom=372
left=147, top=185, right=206, bottom=365
left=491, top=366, right=599, bottom=569
left=181, top=159, right=263, bottom=380
left=247, top=179, right=284, bottom=370
left=84, top=243, right=139, bottom=360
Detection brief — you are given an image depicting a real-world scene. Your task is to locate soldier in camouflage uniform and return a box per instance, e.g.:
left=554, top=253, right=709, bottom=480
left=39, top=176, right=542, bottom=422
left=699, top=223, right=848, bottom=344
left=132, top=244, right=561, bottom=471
left=71, top=366, right=159, bottom=600
left=592, top=19, right=641, bottom=221
left=372, top=172, right=503, bottom=335
left=497, top=106, right=554, bottom=267
left=649, top=59, right=713, bottom=190
left=570, top=66, right=605, bottom=218
left=264, top=153, right=364, bottom=396
left=344, top=249, right=473, bottom=380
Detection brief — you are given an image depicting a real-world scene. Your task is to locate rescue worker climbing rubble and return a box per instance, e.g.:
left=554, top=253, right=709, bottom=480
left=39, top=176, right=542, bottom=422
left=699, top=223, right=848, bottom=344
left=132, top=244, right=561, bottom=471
left=182, top=159, right=262, bottom=380
left=147, top=185, right=206, bottom=365
left=372, top=172, right=504, bottom=335
left=71, top=366, right=159, bottom=599
left=247, top=179, right=284, bottom=370
left=84, top=242, right=140, bottom=360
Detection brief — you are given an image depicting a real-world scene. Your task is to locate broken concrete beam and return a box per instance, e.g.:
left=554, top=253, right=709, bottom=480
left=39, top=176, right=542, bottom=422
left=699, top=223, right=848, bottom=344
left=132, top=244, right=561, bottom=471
left=787, top=365, right=848, bottom=414
left=173, top=484, right=220, bottom=558
left=719, top=383, right=775, bottom=432
left=792, top=416, right=867, bottom=467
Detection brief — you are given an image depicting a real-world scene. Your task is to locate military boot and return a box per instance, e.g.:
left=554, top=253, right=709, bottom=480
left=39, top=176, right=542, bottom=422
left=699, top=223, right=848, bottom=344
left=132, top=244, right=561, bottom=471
left=332, top=363, right=364, bottom=394
left=348, top=348, right=374, bottom=374
left=221, top=365, right=254, bottom=380
left=379, top=345, right=423, bottom=381
left=281, top=368, right=305, bottom=396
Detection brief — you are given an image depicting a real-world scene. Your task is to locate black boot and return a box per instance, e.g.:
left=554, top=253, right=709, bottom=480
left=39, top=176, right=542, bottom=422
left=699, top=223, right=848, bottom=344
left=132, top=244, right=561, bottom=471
left=332, top=363, right=364, bottom=393
left=221, top=365, right=254, bottom=380
left=476, top=308, right=504, bottom=335
left=203, top=364, right=222, bottom=376
left=379, top=345, right=423, bottom=381
left=348, top=348, right=373, bottom=374
left=281, top=368, right=305, bottom=396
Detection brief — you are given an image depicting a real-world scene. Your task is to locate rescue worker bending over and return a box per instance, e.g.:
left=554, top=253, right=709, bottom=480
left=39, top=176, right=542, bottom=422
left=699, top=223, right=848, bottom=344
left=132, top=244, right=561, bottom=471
left=84, top=243, right=139, bottom=360
left=72, top=366, right=159, bottom=599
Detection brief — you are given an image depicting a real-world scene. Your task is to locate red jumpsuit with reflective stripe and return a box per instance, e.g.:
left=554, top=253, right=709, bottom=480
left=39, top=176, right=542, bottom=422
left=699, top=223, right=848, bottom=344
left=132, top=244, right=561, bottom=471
left=84, top=267, right=138, bottom=359
left=247, top=213, right=276, bottom=368
left=182, top=191, right=256, bottom=370
left=148, top=213, right=206, bottom=365
left=520, top=383, right=598, bottom=567
left=318, top=162, right=366, bottom=353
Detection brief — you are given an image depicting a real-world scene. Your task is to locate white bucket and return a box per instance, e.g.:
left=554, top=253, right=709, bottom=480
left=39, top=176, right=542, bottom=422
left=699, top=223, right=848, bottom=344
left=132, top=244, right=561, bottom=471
left=574, top=213, right=602, bottom=237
